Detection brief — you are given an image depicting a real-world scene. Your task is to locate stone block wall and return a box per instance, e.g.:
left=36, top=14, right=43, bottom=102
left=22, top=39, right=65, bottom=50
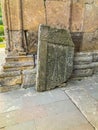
left=73, top=51, right=98, bottom=78
left=1, top=0, right=98, bottom=83
left=1, top=0, right=98, bottom=54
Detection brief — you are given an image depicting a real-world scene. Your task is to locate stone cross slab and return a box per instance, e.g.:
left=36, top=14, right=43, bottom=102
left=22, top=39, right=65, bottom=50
left=36, top=25, right=74, bottom=92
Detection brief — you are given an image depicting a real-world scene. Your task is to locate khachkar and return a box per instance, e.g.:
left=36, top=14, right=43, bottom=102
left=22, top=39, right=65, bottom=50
left=36, top=25, right=74, bottom=91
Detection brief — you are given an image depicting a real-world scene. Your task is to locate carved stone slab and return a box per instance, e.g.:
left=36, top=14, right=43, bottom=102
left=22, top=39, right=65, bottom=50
left=36, top=25, right=74, bottom=91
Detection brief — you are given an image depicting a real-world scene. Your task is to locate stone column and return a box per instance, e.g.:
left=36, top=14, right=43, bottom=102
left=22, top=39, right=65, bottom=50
left=1, top=0, right=46, bottom=56
left=1, top=0, right=26, bottom=55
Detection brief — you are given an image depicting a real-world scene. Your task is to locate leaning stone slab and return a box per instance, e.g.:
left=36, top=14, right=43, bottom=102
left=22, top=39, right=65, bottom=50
left=36, top=25, right=74, bottom=92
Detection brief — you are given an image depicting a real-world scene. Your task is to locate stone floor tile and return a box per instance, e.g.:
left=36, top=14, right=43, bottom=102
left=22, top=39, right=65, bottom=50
left=65, top=79, right=98, bottom=130
left=5, top=120, right=36, bottom=130
left=35, top=113, right=94, bottom=130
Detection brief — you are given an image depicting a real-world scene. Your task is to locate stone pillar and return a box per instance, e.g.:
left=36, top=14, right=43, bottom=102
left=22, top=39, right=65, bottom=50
left=1, top=0, right=46, bottom=55
left=1, top=0, right=25, bottom=55
left=0, top=0, right=46, bottom=92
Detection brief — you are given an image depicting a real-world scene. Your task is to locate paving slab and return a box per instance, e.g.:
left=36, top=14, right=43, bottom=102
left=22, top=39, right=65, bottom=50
left=5, top=120, right=36, bottom=130
left=65, top=75, right=98, bottom=130
left=0, top=86, right=94, bottom=130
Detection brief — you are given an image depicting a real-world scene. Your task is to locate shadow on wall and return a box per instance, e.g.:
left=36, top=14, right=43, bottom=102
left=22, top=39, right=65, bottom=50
left=71, top=32, right=83, bottom=52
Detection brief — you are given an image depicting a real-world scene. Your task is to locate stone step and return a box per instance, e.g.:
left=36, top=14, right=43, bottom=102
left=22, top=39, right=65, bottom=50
left=75, top=52, right=92, bottom=57
left=74, top=62, right=98, bottom=70
left=0, top=85, right=21, bottom=93
left=0, top=71, right=21, bottom=78
left=0, top=75, right=22, bottom=86
left=74, top=56, right=93, bottom=65
left=72, top=69, right=93, bottom=78
left=3, top=61, right=34, bottom=70
left=5, top=55, right=34, bottom=63
left=3, top=66, right=34, bottom=72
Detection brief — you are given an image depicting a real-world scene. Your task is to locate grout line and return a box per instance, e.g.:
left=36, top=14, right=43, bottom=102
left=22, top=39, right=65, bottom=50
left=64, top=90, right=96, bottom=130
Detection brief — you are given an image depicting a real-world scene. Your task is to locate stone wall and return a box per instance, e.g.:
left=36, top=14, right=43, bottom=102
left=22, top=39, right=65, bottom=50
left=73, top=51, right=98, bottom=78
left=0, top=0, right=98, bottom=92
left=1, top=0, right=98, bottom=54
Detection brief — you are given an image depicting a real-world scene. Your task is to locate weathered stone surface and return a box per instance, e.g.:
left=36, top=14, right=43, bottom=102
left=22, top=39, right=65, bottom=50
left=4, top=55, right=35, bottom=72
left=26, top=31, right=38, bottom=54
left=74, top=53, right=93, bottom=65
left=74, top=63, right=92, bottom=70
left=93, top=51, right=98, bottom=62
left=0, top=85, right=21, bottom=93
left=0, top=71, right=21, bottom=78
left=2, top=0, right=21, bottom=30
left=71, top=1, right=84, bottom=32
left=6, top=30, right=26, bottom=54
left=22, top=68, right=36, bottom=88
left=46, top=0, right=71, bottom=29
left=6, top=55, right=34, bottom=63
left=73, top=69, right=93, bottom=77
left=73, top=51, right=98, bottom=78
left=3, top=61, right=34, bottom=70
left=81, top=31, right=98, bottom=51
left=71, top=32, right=83, bottom=52
left=83, top=1, right=98, bottom=32
left=0, top=76, right=21, bottom=86
left=23, top=0, right=45, bottom=31
left=2, top=0, right=45, bottom=31
left=36, top=25, right=74, bottom=91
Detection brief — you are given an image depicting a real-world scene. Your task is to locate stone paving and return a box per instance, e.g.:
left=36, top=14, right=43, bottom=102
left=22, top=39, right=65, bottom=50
left=64, top=75, right=98, bottom=130
left=0, top=76, right=98, bottom=130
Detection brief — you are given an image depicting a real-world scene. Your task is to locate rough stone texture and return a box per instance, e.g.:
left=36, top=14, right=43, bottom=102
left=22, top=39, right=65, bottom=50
left=36, top=25, right=74, bottom=91
left=1, top=0, right=21, bottom=30
left=73, top=69, right=93, bottom=78
left=22, top=68, right=36, bottom=88
left=3, top=55, right=34, bottom=71
left=73, top=51, right=98, bottom=78
left=71, top=0, right=84, bottom=32
left=46, top=0, right=71, bottom=29
left=0, top=75, right=21, bottom=86
left=0, top=48, right=6, bottom=72
left=0, top=85, right=21, bottom=93
left=83, top=1, right=98, bottom=32
left=0, top=71, right=21, bottom=78
left=6, top=30, right=26, bottom=54
left=2, top=0, right=45, bottom=31
left=26, top=31, right=38, bottom=54
left=6, top=55, right=34, bottom=63
left=71, top=32, right=83, bottom=52
left=1, top=0, right=98, bottom=53
left=0, top=54, right=35, bottom=92
left=81, top=31, right=98, bottom=51
left=23, top=0, right=45, bottom=31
